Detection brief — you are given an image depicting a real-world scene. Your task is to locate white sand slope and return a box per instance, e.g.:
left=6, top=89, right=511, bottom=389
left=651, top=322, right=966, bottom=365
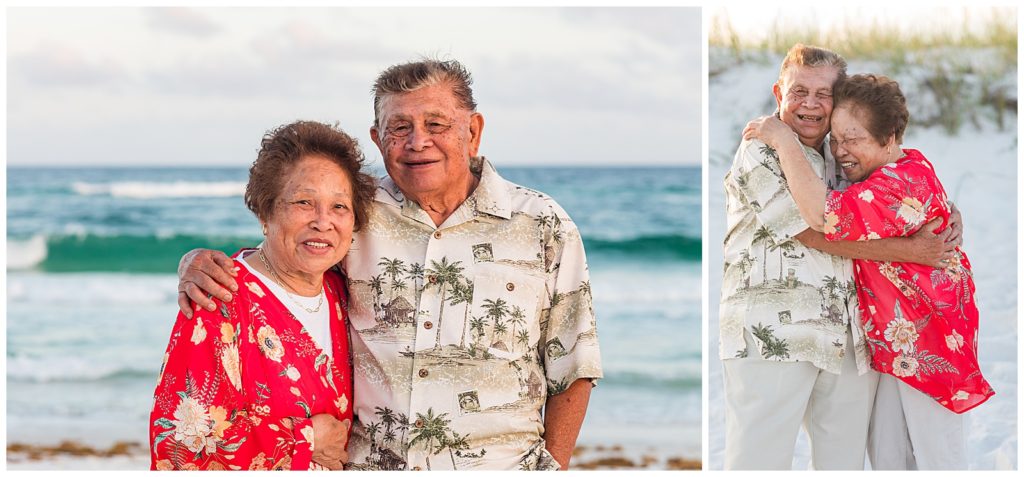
left=707, top=55, right=1018, bottom=470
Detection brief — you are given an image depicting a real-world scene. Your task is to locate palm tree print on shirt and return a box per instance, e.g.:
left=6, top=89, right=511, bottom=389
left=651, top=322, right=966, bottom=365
left=379, top=257, right=407, bottom=304
left=481, top=298, right=510, bottom=351
left=447, top=278, right=474, bottom=349
left=750, top=323, right=791, bottom=360
left=751, top=225, right=775, bottom=284
left=340, top=158, right=600, bottom=470
left=425, top=257, right=465, bottom=351
left=407, top=408, right=486, bottom=471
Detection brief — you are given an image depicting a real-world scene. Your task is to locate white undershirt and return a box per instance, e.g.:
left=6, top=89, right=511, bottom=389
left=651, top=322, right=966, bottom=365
left=238, top=250, right=332, bottom=353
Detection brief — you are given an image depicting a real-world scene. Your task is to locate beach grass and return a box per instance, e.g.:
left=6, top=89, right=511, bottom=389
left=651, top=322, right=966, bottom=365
left=710, top=8, right=1018, bottom=135
left=710, top=8, right=1017, bottom=64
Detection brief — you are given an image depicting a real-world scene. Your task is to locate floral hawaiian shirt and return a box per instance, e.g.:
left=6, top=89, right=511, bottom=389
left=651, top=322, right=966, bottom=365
left=721, top=138, right=870, bottom=374
left=824, top=149, right=994, bottom=413
left=340, top=157, right=602, bottom=470
left=151, top=252, right=354, bottom=470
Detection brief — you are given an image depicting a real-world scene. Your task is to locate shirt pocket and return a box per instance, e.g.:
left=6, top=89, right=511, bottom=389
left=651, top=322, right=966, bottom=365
left=467, top=262, right=546, bottom=361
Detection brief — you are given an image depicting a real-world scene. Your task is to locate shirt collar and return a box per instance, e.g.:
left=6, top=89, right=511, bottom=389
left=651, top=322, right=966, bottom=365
left=468, top=156, right=512, bottom=220
left=374, top=156, right=512, bottom=224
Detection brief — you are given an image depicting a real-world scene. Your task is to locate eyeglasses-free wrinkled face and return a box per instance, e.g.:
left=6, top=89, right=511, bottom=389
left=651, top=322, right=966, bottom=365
left=263, top=155, right=356, bottom=283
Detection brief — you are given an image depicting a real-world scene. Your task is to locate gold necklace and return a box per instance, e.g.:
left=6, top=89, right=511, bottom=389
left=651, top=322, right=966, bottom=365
left=257, top=248, right=324, bottom=314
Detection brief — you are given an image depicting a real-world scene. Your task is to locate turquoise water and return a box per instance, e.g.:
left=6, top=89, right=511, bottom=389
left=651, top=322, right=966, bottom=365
left=6, top=166, right=701, bottom=456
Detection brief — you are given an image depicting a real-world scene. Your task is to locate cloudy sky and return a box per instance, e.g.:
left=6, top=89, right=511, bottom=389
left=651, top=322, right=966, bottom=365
left=711, top=4, right=1015, bottom=44
left=7, top=7, right=701, bottom=168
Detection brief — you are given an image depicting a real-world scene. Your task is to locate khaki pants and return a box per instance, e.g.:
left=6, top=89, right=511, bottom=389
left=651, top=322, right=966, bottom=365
left=867, top=374, right=967, bottom=470
left=723, top=330, right=879, bottom=470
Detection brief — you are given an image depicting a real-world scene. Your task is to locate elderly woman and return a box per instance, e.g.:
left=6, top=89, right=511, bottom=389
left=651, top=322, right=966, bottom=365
left=150, top=121, right=376, bottom=470
left=744, top=74, right=993, bottom=470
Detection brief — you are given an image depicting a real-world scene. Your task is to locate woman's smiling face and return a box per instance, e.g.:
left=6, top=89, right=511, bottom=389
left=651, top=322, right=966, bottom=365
left=263, top=154, right=355, bottom=280
left=828, top=104, right=894, bottom=182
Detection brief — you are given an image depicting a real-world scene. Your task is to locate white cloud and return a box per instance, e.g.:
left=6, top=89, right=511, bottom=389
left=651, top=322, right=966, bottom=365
left=7, top=7, right=701, bottom=166
left=10, top=42, right=125, bottom=88
left=144, top=7, right=221, bottom=38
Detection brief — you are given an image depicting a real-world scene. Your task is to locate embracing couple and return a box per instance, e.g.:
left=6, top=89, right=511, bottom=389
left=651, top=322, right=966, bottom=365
left=720, top=44, right=993, bottom=470
left=149, top=59, right=602, bottom=471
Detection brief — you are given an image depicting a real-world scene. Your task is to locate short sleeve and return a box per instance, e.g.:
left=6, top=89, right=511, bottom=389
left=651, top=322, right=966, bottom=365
left=729, top=140, right=815, bottom=243
left=540, top=206, right=603, bottom=396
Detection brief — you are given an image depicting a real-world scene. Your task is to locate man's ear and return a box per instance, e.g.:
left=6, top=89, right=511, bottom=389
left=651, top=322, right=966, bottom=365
left=468, top=112, right=485, bottom=157
left=773, top=82, right=784, bottom=110
left=370, top=125, right=384, bottom=153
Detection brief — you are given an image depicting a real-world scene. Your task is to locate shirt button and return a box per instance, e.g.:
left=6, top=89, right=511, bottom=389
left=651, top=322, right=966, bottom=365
left=433, top=231, right=442, bottom=239
left=429, top=275, right=438, bottom=284
left=506, top=282, right=515, bottom=291
left=423, top=321, right=433, bottom=329
left=419, top=368, right=429, bottom=378
left=415, top=418, right=425, bottom=428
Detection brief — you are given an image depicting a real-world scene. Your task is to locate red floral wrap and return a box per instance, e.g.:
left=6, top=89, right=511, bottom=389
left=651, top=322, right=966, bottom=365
left=150, top=250, right=353, bottom=469
left=825, top=149, right=993, bottom=413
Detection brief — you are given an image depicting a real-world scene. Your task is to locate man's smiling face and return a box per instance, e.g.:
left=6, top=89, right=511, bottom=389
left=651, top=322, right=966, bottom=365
left=773, top=64, right=840, bottom=150
left=370, top=83, right=482, bottom=202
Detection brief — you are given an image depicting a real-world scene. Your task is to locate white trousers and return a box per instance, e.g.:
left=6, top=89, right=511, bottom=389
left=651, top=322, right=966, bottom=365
left=867, top=374, right=968, bottom=470
left=723, top=330, right=879, bottom=470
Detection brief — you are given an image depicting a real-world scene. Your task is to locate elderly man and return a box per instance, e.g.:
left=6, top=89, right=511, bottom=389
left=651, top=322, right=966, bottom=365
left=720, top=44, right=960, bottom=470
left=177, top=59, right=601, bottom=470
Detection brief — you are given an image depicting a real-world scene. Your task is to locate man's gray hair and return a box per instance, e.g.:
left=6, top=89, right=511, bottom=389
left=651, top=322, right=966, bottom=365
left=372, top=58, right=477, bottom=128
left=777, top=43, right=848, bottom=85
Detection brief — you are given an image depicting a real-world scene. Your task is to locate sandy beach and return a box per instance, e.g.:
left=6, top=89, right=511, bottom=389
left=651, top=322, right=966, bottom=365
left=6, top=442, right=150, bottom=470
left=6, top=440, right=700, bottom=471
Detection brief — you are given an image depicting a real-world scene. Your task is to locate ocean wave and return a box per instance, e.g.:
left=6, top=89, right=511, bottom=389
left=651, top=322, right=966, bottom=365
left=6, top=355, right=157, bottom=383
left=71, top=181, right=245, bottom=199
left=600, top=370, right=701, bottom=391
left=8, top=232, right=699, bottom=273
left=7, top=235, right=48, bottom=269
left=584, top=234, right=700, bottom=261
left=5, top=355, right=699, bottom=390
left=7, top=273, right=177, bottom=305
left=6, top=234, right=257, bottom=273
left=591, top=278, right=702, bottom=308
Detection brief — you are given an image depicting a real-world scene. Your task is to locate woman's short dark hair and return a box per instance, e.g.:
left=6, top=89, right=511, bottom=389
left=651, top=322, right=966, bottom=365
left=834, top=74, right=910, bottom=146
left=245, top=121, right=376, bottom=230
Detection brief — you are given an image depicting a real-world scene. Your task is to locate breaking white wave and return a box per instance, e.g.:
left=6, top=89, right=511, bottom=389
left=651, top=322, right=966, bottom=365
left=7, top=235, right=48, bottom=270
left=6, top=354, right=154, bottom=383
left=71, top=181, right=245, bottom=199
left=6, top=272, right=177, bottom=304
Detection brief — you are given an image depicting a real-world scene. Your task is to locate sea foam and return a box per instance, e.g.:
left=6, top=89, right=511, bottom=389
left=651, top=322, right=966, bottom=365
left=72, top=181, right=245, bottom=199
left=6, top=354, right=155, bottom=383
left=7, top=235, right=48, bottom=270
left=7, top=272, right=177, bottom=304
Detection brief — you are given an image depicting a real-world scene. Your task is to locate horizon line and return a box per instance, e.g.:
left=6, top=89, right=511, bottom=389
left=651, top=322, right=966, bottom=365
left=7, top=163, right=700, bottom=169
